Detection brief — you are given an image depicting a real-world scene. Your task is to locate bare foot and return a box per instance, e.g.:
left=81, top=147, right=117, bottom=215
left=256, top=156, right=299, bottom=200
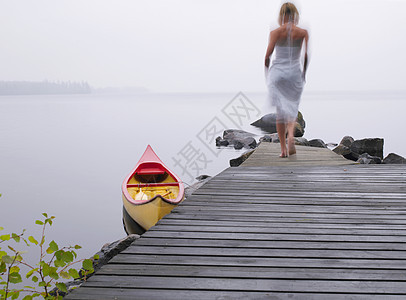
left=288, top=138, right=296, bottom=156
left=279, top=153, right=288, bottom=158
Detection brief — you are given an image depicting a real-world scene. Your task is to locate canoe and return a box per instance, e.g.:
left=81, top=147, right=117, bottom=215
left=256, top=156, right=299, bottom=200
left=122, top=145, right=184, bottom=234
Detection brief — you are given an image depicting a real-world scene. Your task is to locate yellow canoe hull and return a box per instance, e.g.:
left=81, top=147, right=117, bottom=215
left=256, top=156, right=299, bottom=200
left=122, top=194, right=184, bottom=231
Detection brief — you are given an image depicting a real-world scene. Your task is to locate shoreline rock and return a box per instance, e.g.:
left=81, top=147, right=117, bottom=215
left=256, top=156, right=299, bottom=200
left=250, top=112, right=306, bottom=137
left=216, top=129, right=257, bottom=150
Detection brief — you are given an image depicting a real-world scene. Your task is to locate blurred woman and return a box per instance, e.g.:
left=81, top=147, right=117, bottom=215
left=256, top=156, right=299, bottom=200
left=265, top=2, right=309, bottom=157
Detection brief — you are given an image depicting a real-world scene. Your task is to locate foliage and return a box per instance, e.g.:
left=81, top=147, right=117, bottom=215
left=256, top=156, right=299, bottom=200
left=0, top=203, right=98, bottom=299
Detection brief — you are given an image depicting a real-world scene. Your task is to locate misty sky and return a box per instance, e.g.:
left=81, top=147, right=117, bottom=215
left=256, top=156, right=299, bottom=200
left=1, top=0, right=406, bottom=92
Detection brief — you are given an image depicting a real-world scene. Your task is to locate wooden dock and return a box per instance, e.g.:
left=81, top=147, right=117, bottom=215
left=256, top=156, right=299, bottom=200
left=66, top=143, right=406, bottom=299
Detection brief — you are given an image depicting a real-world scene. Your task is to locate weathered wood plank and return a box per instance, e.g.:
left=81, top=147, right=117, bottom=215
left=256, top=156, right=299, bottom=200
left=142, top=230, right=406, bottom=242
left=97, top=264, right=406, bottom=280
left=147, top=225, right=406, bottom=236
left=66, top=288, right=406, bottom=300
left=121, top=245, right=406, bottom=259
left=109, top=254, right=406, bottom=269
left=78, top=275, right=406, bottom=294
left=134, top=238, right=406, bottom=250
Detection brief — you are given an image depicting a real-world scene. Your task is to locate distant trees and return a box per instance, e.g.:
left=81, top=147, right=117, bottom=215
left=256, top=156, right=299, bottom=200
left=0, top=81, right=91, bottom=95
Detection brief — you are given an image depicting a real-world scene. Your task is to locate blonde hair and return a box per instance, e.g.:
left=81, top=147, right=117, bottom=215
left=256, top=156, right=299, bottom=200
left=278, top=2, right=299, bottom=26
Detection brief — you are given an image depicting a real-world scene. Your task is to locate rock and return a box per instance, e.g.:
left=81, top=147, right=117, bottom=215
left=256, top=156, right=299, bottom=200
left=243, top=137, right=257, bottom=149
left=339, top=136, right=354, bottom=148
left=233, top=140, right=244, bottom=150
left=259, top=135, right=272, bottom=143
left=356, top=153, right=382, bottom=164
left=294, top=137, right=310, bottom=146
left=196, top=174, right=211, bottom=181
left=332, top=144, right=359, bottom=161
left=215, top=136, right=229, bottom=147
left=223, top=129, right=255, bottom=140
left=250, top=112, right=305, bottom=137
left=309, top=139, right=327, bottom=148
left=383, top=153, right=406, bottom=164
left=221, top=129, right=257, bottom=149
left=230, top=149, right=255, bottom=167
left=350, top=138, right=384, bottom=159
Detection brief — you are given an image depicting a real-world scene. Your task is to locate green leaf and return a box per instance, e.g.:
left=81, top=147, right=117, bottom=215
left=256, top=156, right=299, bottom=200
left=10, top=266, right=20, bottom=273
left=0, top=234, right=10, bottom=241
left=55, top=250, right=63, bottom=260
left=22, top=295, right=34, bottom=300
left=49, top=269, right=59, bottom=280
left=42, top=263, right=50, bottom=276
left=62, top=251, right=73, bottom=263
left=56, top=282, right=67, bottom=293
left=26, top=270, right=34, bottom=278
left=93, top=254, right=100, bottom=260
left=68, top=268, right=79, bottom=279
left=82, top=259, right=93, bottom=271
left=11, top=291, right=20, bottom=299
left=28, top=236, right=38, bottom=245
left=38, top=281, right=46, bottom=287
left=60, top=271, right=70, bottom=279
left=11, top=233, right=20, bottom=243
left=0, top=250, right=7, bottom=259
left=49, top=240, right=58, bottom=252
left=0, top=261, right=6, bottom=273
left=42, top=213, right=48, bottom=218
left=35, top=220, right=44, bottom=225
left=8, top=245, right=16, bottom=252
left=2, top=255, right=13, bottom=264
left=0, top=227, right=3, bottom=231
left=54, top=259, right=65, bottom=268
left=9, top=272, right=22, bottom=284
left=46, top=247, right=54, bottom=254
left=15, top=254, right=23, bottom=262
left=74, top=245, right=82, bottom=250
left=32, top=275, right=38, bottom=282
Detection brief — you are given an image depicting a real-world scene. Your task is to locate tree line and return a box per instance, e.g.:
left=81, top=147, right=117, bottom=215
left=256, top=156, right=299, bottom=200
left=0, top=81, right=91, bottom=95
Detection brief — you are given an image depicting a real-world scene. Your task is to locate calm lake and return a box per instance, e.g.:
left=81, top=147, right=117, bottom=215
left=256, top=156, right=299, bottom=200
left=0, top=91, right=405, bottom=263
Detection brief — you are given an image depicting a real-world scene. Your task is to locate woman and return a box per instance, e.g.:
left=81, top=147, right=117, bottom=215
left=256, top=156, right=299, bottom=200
left=264, top=2, right=309, bottom=158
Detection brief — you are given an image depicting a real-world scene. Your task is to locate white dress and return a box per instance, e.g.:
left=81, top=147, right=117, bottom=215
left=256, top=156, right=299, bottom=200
left=266, top=37, right=305, bottom=122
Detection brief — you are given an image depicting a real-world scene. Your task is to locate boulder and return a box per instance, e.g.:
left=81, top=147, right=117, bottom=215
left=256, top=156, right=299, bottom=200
left=250, top=112, right=305, bottom=137
left=294, top=137, right=310, bottom=146
left=356, top=153, right=382, bottom=164
left=215, top=136, right=229, bottom=147
left=230, top=149, right=255, bottom=167
left=350, top=138, right=384, bottom=159
left=218, top=129, right=257, bottom=150
left=383, top=153, right=406, bottom=164
left=332, top=144, right=359, bottom=161
left=339, top=136, right=354, bottom=148
left=309, top=139, right=327, bottom=148
left=233, top=140, right=244, bottom=150
left=259, top=135, right=272, bottom=143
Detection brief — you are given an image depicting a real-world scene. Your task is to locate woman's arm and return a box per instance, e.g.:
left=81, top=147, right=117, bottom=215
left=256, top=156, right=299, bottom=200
left=265, top=30, right=278, bottom=68
left=302, top=30, right=309, bottom=80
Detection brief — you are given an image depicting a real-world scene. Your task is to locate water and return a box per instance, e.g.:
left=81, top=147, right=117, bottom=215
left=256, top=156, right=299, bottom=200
left=0, top=91, right=405, bottom=268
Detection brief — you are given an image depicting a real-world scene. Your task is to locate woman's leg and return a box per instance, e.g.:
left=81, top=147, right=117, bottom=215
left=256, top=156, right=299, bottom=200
left=276, top=120, right=287, bottom=157
left=287, top=121, right=296, bottom=155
